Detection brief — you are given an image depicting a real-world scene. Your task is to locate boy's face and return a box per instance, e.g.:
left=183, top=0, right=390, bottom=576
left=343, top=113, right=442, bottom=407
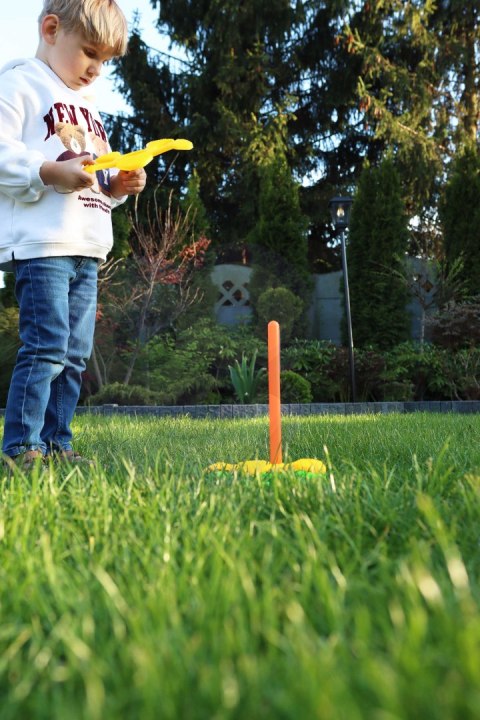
left=43, top=25, right=115, bottom=91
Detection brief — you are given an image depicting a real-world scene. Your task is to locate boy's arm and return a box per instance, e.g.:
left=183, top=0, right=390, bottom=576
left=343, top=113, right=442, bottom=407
left=39, top=156, right=96, bottom=192
left=0, top=74, right=95, bottom=200
left=0, top=88, right=47, bottom=202
left=0, top=137, right=46, bottom=203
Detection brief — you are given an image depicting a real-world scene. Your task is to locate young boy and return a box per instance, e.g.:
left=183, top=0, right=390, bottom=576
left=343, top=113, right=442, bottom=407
left=0, top=0, right=146, bottom=469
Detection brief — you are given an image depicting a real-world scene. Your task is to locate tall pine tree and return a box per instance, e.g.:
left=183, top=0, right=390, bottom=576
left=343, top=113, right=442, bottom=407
left=247, top=151, right=311, bottom=320
left=346, top=0, right=480, bottom=216
left=110, top=1, right=382, bottom=259
left=440, top=147, right=480, bottom=298
left=347, top=157, right=410, bottom=349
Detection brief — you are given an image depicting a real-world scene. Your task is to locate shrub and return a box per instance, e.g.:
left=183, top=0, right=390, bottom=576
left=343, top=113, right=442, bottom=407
left=382, top=343, right=446, bottom=401
left=353, top=347, right=387, bottom=401
left=84, top=325, right=480, bottom=407
left=431, top=348, right=480, bottom=400
left=140, top=334, right=218, bottom=405
left=0, top=306, right=20, bottom=406
left=282, top=340, right=386, bottom=402
left=138, top=320, right=267, bottom=405
left=256, top=287, right=303, bottom=343
left=279, top=370, right=312, bottom=403
left=426, top=300, right=480, bottom=350
left=282, top=339, right=342, bottom=401
left=87, top=383, right=166, bottom=406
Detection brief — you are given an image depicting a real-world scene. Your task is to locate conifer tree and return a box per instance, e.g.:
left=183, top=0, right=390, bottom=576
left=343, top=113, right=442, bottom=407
left=248, top=152, right=311, bottom=308
left=347, top=157, right=410, bottom=349
left=346, top=0, right=480, bottom=215
left=245, top=110, right=311, bottom=331
left=440, top=147, right=480, bottom=298
left=180, top=170, right=210, bottom=239
left=111, top=1, right=377, bottom=257
left=108, top=1, right=480, bottom=273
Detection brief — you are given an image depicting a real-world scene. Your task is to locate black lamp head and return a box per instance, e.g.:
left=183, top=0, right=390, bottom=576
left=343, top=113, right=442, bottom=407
left=329, top=195, right=353, bottom=230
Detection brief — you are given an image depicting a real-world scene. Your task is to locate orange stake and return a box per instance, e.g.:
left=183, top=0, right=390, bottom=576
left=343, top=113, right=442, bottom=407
left=268, top=321, right=282, bottom=464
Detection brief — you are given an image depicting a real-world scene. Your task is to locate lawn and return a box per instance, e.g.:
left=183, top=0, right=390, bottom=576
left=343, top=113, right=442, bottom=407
left=1, top=412, right=480, bottom=719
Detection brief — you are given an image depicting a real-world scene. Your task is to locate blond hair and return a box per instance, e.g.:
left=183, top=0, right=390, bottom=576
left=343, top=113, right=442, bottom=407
left=39, top=0, right=128, bottom=56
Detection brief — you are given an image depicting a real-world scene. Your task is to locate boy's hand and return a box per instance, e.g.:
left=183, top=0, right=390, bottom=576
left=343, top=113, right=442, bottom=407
left=110, top=168, right=147, bottom=199
left=40, top=156, right=96, bottom=191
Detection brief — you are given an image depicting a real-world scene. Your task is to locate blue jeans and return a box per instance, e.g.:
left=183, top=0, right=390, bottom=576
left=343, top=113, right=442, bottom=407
left=2, top=256, right=98, bottom=457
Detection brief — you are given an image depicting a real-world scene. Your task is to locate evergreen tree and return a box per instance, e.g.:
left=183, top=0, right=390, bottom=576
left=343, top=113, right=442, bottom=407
left=295, top=1, right=384, bottom=269
left=440, top=147, right=480, bottom=298
left=347, top=157, right=410, bottom=349
left=180, top=170, right=210, bottom=239
left=429, top=1, right=480, bottom=149
left=346, top=0, right=480, bottom=216
left=108, top=1, right=480, bottom=277
left=247, top=117, right=311, bottom=336
left=121, top=0, right=305, bottom=249
left=111, top=1, right=377, bottom=260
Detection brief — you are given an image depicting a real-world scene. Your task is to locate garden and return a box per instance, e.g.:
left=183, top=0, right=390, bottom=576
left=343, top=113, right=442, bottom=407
left=2, top=2, right=480, bottom=716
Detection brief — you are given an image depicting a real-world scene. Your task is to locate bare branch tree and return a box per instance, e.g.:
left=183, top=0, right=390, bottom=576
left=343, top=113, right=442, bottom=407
left=94, top=191, right=211, bottom=387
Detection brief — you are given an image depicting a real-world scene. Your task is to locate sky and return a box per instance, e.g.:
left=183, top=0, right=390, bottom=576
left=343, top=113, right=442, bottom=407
left=0, top=1, right=167, bottom=115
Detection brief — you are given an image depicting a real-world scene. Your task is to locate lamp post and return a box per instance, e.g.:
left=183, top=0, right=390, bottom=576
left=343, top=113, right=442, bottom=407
left=329, top=195, right=356, bottom=402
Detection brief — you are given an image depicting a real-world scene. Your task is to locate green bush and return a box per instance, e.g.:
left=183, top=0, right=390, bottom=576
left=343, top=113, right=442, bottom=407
left=87, top=383, right=166, bottom=406
left=281, top=339, right=480, bottom=403
left=256, top=369, right=313, bottom=404
left=282, top=339, right=343, bottom=401
left=279, top=370, right=312, bottom=403
left=426, top=300, right=480, bottom=350
left=382, top=343, right=445, bottom=401
left=431, top=347, right=480, bottom=400
left=138, top=319, right=267, bottom=405
left=352, top=347, right=387, bottom=401
left=139, top=334, right=218, bottom=405
left=282, top=340, right=385, bottom=402
left=256, top=287, right=303, bottom=343
left=0, top=306, right=20, bottom=406
left=84, top=318, right=480, bottom=407
left=314, top=346, right=386, bottom=402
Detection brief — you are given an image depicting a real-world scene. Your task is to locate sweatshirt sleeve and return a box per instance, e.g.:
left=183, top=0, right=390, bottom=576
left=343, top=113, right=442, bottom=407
left=109, top=175, right=128, bottom=209
left=0, top=79, right=46, bottom=203
left=111, top=194, right=128, bottom=209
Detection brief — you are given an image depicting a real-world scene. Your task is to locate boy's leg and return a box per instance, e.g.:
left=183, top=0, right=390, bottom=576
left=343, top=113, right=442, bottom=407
left=2, top=257, right=74, bottom=458
left=41, top=257, right=98, bottom=453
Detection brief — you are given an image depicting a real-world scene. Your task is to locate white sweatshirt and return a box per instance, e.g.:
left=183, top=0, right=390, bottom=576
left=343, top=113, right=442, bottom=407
left=0, top=58, right=125, bottom=272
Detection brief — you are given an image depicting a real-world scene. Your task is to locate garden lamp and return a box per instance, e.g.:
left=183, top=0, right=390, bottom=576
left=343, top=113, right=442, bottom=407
left=329, top=195, right=356, bottom=402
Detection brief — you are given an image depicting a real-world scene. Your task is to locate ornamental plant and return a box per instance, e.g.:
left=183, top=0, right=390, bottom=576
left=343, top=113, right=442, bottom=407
left=229, top=350, right=266, bottom=404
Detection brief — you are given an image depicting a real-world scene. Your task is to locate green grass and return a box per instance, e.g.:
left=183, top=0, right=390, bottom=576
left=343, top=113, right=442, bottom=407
left=1, top=412, right=480, bottom=719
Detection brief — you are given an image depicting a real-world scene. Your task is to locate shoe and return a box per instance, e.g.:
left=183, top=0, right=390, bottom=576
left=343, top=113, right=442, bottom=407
left=49, top=450, right=94, bottom=467
left=4, top=449, right=45, bottom=471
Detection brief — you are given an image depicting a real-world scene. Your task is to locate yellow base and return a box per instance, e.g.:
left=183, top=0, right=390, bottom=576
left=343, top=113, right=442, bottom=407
left=206, top=458, right=326, bottom=475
